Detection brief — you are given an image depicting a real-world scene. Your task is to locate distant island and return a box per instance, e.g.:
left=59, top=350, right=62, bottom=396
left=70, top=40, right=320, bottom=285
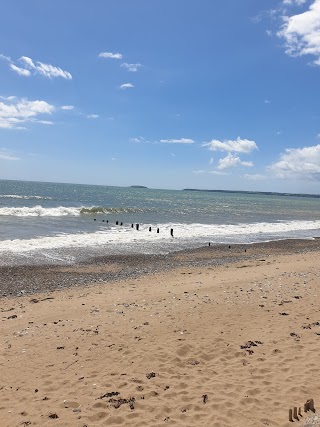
left=130, top=185, right=148, bottom=189
left=182, top=188, right=320, bottom=199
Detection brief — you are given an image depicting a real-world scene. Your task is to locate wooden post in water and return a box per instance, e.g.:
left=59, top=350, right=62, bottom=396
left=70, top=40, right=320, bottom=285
left=136, top=224, right=139, bottom=231
left=131, top=224, right=134, bottom=228
left=149, top=226, right=152, bottom=232
left=157, top=228, right=159, bottom=233
left=116, top=221, right=118, bottom=225
left=170, top=228, right=174, bottom=237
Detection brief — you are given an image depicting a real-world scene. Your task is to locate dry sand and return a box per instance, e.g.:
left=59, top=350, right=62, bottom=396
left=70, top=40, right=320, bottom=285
left=1, top=242, right=320, bottom=426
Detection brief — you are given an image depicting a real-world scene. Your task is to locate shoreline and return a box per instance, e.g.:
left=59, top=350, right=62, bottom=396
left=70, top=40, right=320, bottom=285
left=1, top=238, right=320, bottom=298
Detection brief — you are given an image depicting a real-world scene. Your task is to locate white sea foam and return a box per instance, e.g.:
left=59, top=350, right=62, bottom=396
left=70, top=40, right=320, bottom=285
left=0, top=220, right=319, bottom=253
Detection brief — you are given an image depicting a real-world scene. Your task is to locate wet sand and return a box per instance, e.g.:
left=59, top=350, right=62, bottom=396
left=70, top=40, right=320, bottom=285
left=1, top=239, right=320, bottom=426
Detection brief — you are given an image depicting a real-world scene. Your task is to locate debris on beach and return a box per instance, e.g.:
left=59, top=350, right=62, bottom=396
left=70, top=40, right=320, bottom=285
left=290, top=332, right=300, bottom=341
left=97, top=391, right=120, bottom=400
left=48, top=413, right=59, bottom=419
left=146, top=372, right=156, bottom=379
left=240, top=340, right=263, bottom=349
left=107, top=396, right=136, bottom=410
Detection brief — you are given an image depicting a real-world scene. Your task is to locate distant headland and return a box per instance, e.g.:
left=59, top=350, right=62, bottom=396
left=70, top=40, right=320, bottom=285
left=182, top=188, right=320, bottom=199
left=130, top=185, right=148, bottom=189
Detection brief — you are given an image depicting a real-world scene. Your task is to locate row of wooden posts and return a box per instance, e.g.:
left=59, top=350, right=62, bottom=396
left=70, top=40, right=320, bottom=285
left=288, top=398, right=315, bottom=422
left=94, top=218, right=174, bottom=237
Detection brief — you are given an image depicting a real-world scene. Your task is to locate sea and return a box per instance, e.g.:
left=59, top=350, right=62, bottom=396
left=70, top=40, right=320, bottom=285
left=0, top=179, right=320, bottom=266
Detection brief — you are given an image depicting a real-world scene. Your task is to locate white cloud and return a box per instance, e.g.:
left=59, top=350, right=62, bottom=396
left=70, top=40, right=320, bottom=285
left=87, top=114, right=99, bottom=119
left=120, top=83, right=134, bottom=89
left=0, top=53, right=72, bottom=79
left=209, top=170, right=229, bottom=175
left=10, top=64, right=31, bottom=77
left=33, top=120, right=54, bottom=125
left=283, top=0, right=307, bottom=5
left=130, top=136, right=194, bottom=145
left=0, top=149, right=20, bottom=160
left=244, top=174, right=267, bottom=180
left=277, top=0, right=320, bottom=66
left=209, top=157, right=214, bottom=165
left=0, top=96, right=16, bottom=101
left=61, top=105, right=74, bottom=110
left=98, top=52, right=123, bottom=59
left=269, top=144, right=320, bottom=180
left=203, top=136, right=258, bottom=153
left=130, top=136, right=154, bottom=144
left=217, top=153, right=253, bottom=169
left=192, top=169, right=206, bottom=174
left=0, top=96, right=55, bottom=129
left=160, top=138, right=195, bottom=144
left=0, top=54, right=11, bottom=62
left=19, top=56, right=72, bottom=79
left=264, top=99, right=271, bottom=104
left=121, top=63, right=142, bottom=72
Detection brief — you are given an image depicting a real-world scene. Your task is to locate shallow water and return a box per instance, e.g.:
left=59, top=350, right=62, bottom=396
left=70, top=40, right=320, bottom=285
left=0, top=179, right=320, bottom=265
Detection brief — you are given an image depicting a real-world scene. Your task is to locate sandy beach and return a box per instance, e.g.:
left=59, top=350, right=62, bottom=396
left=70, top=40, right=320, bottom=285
left=1, top=240, right=320, bottom=426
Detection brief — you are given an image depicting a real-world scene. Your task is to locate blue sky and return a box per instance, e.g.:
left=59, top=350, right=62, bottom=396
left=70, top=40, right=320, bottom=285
left=1, top=0, right=320, bottom=193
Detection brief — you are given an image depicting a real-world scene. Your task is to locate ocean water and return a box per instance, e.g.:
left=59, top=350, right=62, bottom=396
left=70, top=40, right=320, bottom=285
left=0, top=179, right=320, bottom=266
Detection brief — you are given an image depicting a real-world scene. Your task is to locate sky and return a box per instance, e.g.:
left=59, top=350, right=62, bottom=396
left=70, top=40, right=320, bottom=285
left=1, top=0, right=320, bottom=193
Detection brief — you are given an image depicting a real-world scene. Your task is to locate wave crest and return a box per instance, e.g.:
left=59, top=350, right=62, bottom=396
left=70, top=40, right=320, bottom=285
left=0, top=206, right=80, bottom=217
left=80, top=206, right=150, bottom=214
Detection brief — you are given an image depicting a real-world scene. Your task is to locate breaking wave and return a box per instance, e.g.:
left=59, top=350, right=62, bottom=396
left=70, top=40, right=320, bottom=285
left=0, top=205, right=154, bottom=217
left=79, top=206, right=151, bottom=214
left=0, top=206, right=81, bottom=217
left=0, top=220, right=320, bottom=252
